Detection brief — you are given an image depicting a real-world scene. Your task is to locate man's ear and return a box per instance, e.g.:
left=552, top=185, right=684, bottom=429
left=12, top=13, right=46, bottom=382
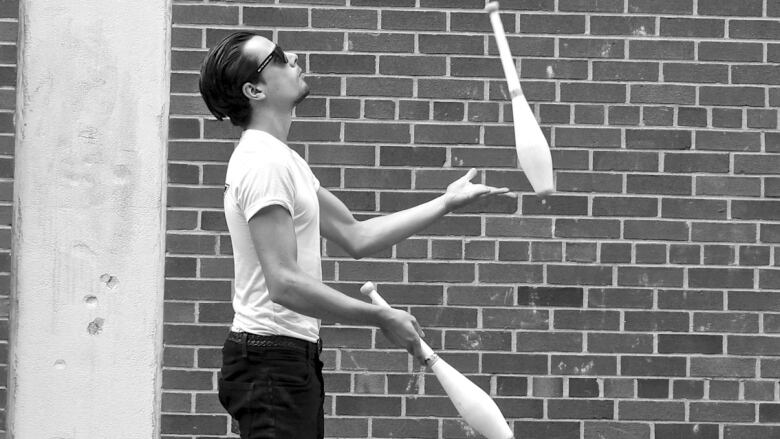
left=242, top=82, right=266, bottom=101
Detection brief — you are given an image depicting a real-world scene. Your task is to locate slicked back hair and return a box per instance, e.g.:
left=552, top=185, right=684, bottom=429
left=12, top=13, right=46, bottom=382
left=199, top=32, right=263, bottom=128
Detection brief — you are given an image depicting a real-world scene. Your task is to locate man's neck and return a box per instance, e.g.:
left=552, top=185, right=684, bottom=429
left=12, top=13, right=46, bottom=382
left=245, top=108, right=293, bottom=143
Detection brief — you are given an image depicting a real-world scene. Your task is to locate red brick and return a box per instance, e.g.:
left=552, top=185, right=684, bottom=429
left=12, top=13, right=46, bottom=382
left=560, top=0, right=623, bottom=12
left=478, top=263, right=543, bottom=283
left=488, top=36, right=555, bottom=58
left=561, top=83, right=626, bottom=103
left=624, top=220, right=688, bottom=241
left=173, top=5, right=239, bottom=25
left=700, top=0, right=763, bottom=16
left=588, top=333, right=653, bottom=354
left=243, top=7, right=308, bottom=27
left=733, top=65, right=780, bottom=85
left=418, top=79, right=484, bottom=100
left=552, top=354, right=617, bottom=375
left=517, top=332, right=582, bottom=352
left=730, top=19, right=780, bottom=39
left=662, top=198, right=728, bottom=220
left=735, top=154, right=780, bottom=174
left=659, top=335, right=722, bottom=355
left=594, top=151, right=659, bottom=172
left=408, top=262, right=474, bottom=283
left=661, top=17, right=725, bottom=37
left=414, top=124, right=479, bottom=144
left=627, top=175, right=691, bottom=195
left=484, top=308, right=549, bottom=330
left=309, top=144, right=374, bottom=166
left=279, top=31, right=344, bottom=51
left=450, top=147, right=516, bottom=168
left=698, top=41, right=763, bottom=62
left=347, top=33, right=414, bottom=52
left=728, top=336, right=780, bottom=356
left=701, top=86, right=765, bottom=106
left=657, top=289, right=720, bottom=311
left=697, top=176, right=761, bottom=197
left=556, top=172, right=622, bottom=194
left=559, top=38, right=624, bottom=58
left=549, top=399, right=613, bottom=420
left=514, top=421, right=579, bottom=439
left=618, top=267, right=684, bottom=288
left=626, top=129, right=691, bottom=150
left=591, top=16, right=655, bottom=36
left=665, top=153, right=729, bottom=173
left=382, top=10, right=444, bottom=31
left=161, top=414, right=226, bottom=436
left=344, top=122, right=409, bottom=143
left=589, top=287, right=653, bottom=309
left=733, top=200, right=780, bottom=221
left=592, top=196, right=658, bottom=217
left=444, top=329, right=512, bottom=351
left=346, top=77, right=412, bottom=97
left=452, top=11, right=514, bottom=32
left=419, top=34, right=483, bottom=55
left=555, top=127, right=621, bottom=148
left=372, top=418, right=438, bottom=438
left=760, top=269, right=780, bottom=289
left=311, top=9, right=376, bottom=29
left=694, top=312, right=758, bottom=333
left=335, top=396, right=401, bottom=416
left=691, top=222, right=756, bottom=243
left=309, top=54, right=374, bottom=74
left=520, top=14, right=586, bottom=34
left=747, top=109, right=778, bottom=129
left=633, top=84, right=697, bottom=105
left=344, top=168, right=410, bottom=189
left=554, top=310, right=619, bottom=330
left=691, top=402, right=755, bottom=422
left=380, top=55, right=445, bottom=76
left=555, top=219, right=620, bottom=239
left=593, top=61, right=658, bottom=81
left=627, top=0, right=691, bottom=13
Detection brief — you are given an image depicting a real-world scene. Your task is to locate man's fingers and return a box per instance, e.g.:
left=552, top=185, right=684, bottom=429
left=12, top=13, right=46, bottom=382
left=413, top=319, right=425, bottom=339
left=461, top=167, right=478, bottom=182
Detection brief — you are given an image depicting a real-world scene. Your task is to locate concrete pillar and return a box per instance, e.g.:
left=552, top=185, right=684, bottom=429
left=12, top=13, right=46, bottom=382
left=10, top=0, right=170, bottom=437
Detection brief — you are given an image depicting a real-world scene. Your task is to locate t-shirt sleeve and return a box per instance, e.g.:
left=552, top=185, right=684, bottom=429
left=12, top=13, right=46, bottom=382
left=236, top=160, right=296, bottom=221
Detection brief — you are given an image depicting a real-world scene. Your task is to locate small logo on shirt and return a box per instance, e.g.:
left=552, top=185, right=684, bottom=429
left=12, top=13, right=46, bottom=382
left=224, top=183, right=230, bottom=194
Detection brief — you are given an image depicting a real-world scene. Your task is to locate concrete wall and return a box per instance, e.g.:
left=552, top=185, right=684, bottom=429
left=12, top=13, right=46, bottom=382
left=10, top=0, right=170, bottom=437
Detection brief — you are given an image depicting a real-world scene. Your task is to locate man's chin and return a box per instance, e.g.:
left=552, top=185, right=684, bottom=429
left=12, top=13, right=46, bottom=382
left=293, top=84, right=311, bottom=107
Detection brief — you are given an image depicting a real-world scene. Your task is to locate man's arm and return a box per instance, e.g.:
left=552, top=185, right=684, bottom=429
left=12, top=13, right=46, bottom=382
left=319, top=168, right=509, bottom=259
left=249, top=204, right=424, bottom=359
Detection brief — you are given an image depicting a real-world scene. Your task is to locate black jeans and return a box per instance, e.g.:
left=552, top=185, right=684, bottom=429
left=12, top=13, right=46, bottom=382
left=218, top=333, right=324, bottom=439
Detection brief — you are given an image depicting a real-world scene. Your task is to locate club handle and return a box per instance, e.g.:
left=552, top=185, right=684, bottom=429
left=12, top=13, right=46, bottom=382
left=486, top=1, right=523, bottom=98
left=360, top=281, right=437, bottom=363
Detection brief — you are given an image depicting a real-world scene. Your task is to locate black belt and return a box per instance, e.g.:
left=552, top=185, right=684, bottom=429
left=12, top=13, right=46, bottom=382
left=227, top=331, right=322, bottom=355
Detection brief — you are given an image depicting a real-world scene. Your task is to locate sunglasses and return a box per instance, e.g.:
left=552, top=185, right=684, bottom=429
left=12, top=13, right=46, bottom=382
left=256, top=44, right=288, bottom=75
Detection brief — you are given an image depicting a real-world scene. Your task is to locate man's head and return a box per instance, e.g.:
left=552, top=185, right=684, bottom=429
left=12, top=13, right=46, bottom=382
left=199, top=32, right=309, bottom=128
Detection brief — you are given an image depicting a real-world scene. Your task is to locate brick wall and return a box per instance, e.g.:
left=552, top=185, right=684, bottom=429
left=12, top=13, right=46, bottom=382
left=164, top=1, right=780, bottom=438
left=0, top=0, right=16, bottom=433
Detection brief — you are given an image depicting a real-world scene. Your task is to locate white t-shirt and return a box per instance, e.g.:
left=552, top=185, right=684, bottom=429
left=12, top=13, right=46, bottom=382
left=224, top=129, right=321, bottom=343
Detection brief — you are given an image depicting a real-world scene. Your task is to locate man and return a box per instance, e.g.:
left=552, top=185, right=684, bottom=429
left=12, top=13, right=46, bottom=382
left=198, top=31, right=509, bottom=439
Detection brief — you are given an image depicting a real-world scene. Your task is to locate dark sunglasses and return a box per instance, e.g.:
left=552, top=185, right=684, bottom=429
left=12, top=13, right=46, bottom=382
left=256, top=44, right=288, bottom=75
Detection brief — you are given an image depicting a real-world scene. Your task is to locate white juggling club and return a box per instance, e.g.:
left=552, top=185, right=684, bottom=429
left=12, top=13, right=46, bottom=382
left=486, top=1, right=555, bottom=197
left=360, top=282, right=514, bottom=439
